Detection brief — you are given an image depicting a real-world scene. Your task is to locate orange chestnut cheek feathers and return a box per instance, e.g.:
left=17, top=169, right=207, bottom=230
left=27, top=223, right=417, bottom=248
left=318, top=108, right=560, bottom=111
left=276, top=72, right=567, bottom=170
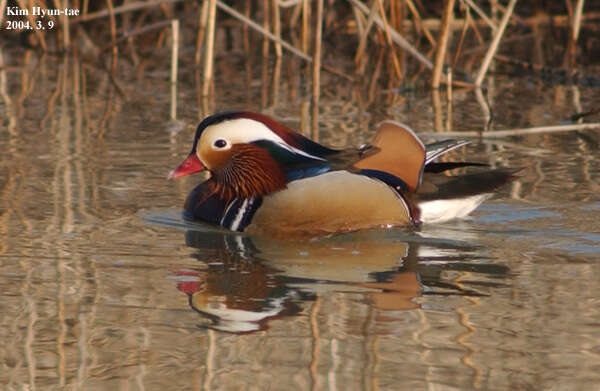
left=167, top=153, right=205, bottom=179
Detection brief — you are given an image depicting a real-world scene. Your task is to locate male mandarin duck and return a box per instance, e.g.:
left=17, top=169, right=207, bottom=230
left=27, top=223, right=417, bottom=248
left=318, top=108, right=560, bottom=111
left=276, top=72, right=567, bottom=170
left=169, top=111, right=516, bottom=236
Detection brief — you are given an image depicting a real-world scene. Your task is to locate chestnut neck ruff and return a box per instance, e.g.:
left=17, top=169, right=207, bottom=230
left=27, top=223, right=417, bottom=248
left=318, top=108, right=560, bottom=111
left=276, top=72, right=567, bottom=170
left=210, top=144, right=287, bottom=200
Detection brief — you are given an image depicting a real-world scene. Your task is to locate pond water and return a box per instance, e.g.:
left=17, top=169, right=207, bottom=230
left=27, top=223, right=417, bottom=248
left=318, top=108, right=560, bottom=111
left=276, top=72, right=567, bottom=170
left=1, top=49, right=599, bottom=390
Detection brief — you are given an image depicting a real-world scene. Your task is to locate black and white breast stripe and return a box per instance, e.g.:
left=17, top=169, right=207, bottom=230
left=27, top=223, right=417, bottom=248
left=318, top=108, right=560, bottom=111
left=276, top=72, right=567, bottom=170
left=220, top=197, right=263, bottom=232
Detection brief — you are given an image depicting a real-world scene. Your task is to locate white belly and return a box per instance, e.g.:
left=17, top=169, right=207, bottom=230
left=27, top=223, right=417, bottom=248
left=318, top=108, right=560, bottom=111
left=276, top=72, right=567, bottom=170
left=419, top=193, right=491, bottom=224
left=247, top=171, right=411, bottom=236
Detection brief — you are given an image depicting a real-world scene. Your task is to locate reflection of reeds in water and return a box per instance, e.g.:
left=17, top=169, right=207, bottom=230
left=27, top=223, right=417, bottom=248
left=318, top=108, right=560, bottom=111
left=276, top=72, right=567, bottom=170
left=0, top=49, right=147, bottom=388
left=1, top=51, right=599, bottom=388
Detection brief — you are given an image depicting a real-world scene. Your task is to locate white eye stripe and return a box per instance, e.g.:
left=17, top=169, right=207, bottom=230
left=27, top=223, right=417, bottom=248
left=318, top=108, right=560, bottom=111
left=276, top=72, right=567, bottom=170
left=201, top=118, right=324, bottom=160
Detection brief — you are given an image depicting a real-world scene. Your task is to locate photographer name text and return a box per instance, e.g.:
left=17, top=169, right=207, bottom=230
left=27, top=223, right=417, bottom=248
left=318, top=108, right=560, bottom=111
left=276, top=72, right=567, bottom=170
left=6, top=6, right=80, bottom=17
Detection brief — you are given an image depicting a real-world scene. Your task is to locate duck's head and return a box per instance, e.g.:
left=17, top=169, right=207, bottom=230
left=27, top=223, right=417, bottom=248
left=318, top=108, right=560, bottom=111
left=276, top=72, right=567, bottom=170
left=168, top=112, right=334, bottom=199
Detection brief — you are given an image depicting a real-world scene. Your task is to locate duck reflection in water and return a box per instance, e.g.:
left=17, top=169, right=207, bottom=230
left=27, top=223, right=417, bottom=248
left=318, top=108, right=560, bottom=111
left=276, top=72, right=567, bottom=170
left=172, top=228, right=510, bottom=334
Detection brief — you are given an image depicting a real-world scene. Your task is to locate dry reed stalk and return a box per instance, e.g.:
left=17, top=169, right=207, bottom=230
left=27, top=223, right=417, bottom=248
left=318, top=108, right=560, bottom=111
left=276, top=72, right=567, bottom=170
left=431, top=0, right=455, bottom=89
left=389, top=0, right=400, bottom=35
left=494, top=1, right=527, bottom=25
left=431, top=89, right=444, bottom=132
left=0, top=50, right=15, bottom=135
left=302, top=0, right=311, bottom=54
left=243, top=0, right=252, bottom=92
left=368, top=48, right=384, bottom=104
left=354, top=0, right=379, bottom=68
left=474, top=0, right=518, bottom=87
left=391, top=0, right=407, bottom=84
left=195, top=69, right=204, bottom=120
left=243, top=0, right=251, bottom=49
left=405, top=0, right=435, bottom=46
left=312, top=0, right=324, bottom=135
left=452, top=3, right=471, bottom=68
left=156, top=30, right=166, bottom=47
left=0, top=0, right=7, bottom=25
left=216, top=1, right=310, bottom=61
left=215, top=0, right=353, bottom=81
left=16, top=0, right=47, bottom=50
left=462, top=0, right=497, bottom=31
left=225, top=0, right=354, bottom=82
left=289, top=1, right=302, bottom=29
left=529, top=11, right=600, bottom=26
left=474, top=87, right=491, bottom=130
left=261, top=46, right=269, bottom=107
left=73, top=0, right=182, bottom=23
left=322, top=65, right=354, bottom=81
left=420, top=123, right=600, bottom=138
left=393, top=10, right=600, bottom=32
left=202, top=0, right=217, bottom=96
left=490, top=0, right=498, bottom=24
left=376, top=0, right=403, bottom=81
left=120, top=9, right=140, bottom=66
left=106, top=0, right=118, bottom=71
left=242, top=0, right=253, bottom=91
left=349, top=0, right=433, bottom=70
left=57, top=0, right=71, bottom=48
left=272, top=0, right=282, bottom=57
left=262, top=0, right=270, bottom=57
left=351, top=4, right=365, bottom=37
left=195, top=0, right=210, bottom=65
left=466, top=7, right=485, bottom=45
left=568, top=0, right=585, bottom=66
left=272, top=57, right=281, bottom=104
left=170, top=19, right=179, bottom=85
left=279, top=0, right=303, bottom=7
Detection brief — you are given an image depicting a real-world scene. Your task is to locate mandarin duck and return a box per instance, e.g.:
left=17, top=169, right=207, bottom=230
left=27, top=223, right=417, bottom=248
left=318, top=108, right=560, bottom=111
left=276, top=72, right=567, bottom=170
left=169, top=112, right=516, bottom=236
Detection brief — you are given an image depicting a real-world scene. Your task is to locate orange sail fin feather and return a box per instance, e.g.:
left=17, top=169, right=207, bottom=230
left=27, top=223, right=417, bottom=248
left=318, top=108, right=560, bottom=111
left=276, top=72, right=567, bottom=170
left=353, top=121, right=426, bottom=192
left=169, top=112, right=516, bottom=236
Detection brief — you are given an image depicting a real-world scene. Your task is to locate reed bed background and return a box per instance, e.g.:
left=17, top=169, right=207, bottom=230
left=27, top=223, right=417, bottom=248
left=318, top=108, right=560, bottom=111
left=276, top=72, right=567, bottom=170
left=1, top=0, right=600, bottom=134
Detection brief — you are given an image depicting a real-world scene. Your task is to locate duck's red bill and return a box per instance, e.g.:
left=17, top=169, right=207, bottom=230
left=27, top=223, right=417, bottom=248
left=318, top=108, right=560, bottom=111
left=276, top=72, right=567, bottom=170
left=168, top=153, right=205, bottom=179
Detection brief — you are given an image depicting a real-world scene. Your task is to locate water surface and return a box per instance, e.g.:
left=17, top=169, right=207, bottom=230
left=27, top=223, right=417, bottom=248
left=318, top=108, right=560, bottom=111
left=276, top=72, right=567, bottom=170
left=1, top=50, right=599, bottom=390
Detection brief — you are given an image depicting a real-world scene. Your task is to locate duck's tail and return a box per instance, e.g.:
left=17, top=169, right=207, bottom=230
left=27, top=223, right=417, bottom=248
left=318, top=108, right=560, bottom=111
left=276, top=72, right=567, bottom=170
left=417, top=168, right=520, bottom=224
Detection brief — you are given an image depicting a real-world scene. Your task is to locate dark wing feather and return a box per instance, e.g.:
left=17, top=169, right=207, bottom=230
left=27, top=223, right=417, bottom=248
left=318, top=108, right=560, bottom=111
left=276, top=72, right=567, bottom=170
left=418, top=168, right=520, bottom=201
left=424, top=162, right=489, bottom=173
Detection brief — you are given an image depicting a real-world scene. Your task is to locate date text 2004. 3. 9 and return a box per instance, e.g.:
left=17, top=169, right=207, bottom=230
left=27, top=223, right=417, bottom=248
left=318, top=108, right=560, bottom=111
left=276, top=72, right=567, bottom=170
left=5, top=20, right=55, bottom=30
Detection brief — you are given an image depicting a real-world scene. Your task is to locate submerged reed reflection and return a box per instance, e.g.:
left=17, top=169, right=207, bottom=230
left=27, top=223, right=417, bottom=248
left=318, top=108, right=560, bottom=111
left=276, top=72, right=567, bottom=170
left=176, top=228, right=510, bottom=334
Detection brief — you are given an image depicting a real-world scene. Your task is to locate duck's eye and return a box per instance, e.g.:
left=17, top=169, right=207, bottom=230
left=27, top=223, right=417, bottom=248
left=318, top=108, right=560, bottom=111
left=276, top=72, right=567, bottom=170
left=213, top=139, right=228, bottom=149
